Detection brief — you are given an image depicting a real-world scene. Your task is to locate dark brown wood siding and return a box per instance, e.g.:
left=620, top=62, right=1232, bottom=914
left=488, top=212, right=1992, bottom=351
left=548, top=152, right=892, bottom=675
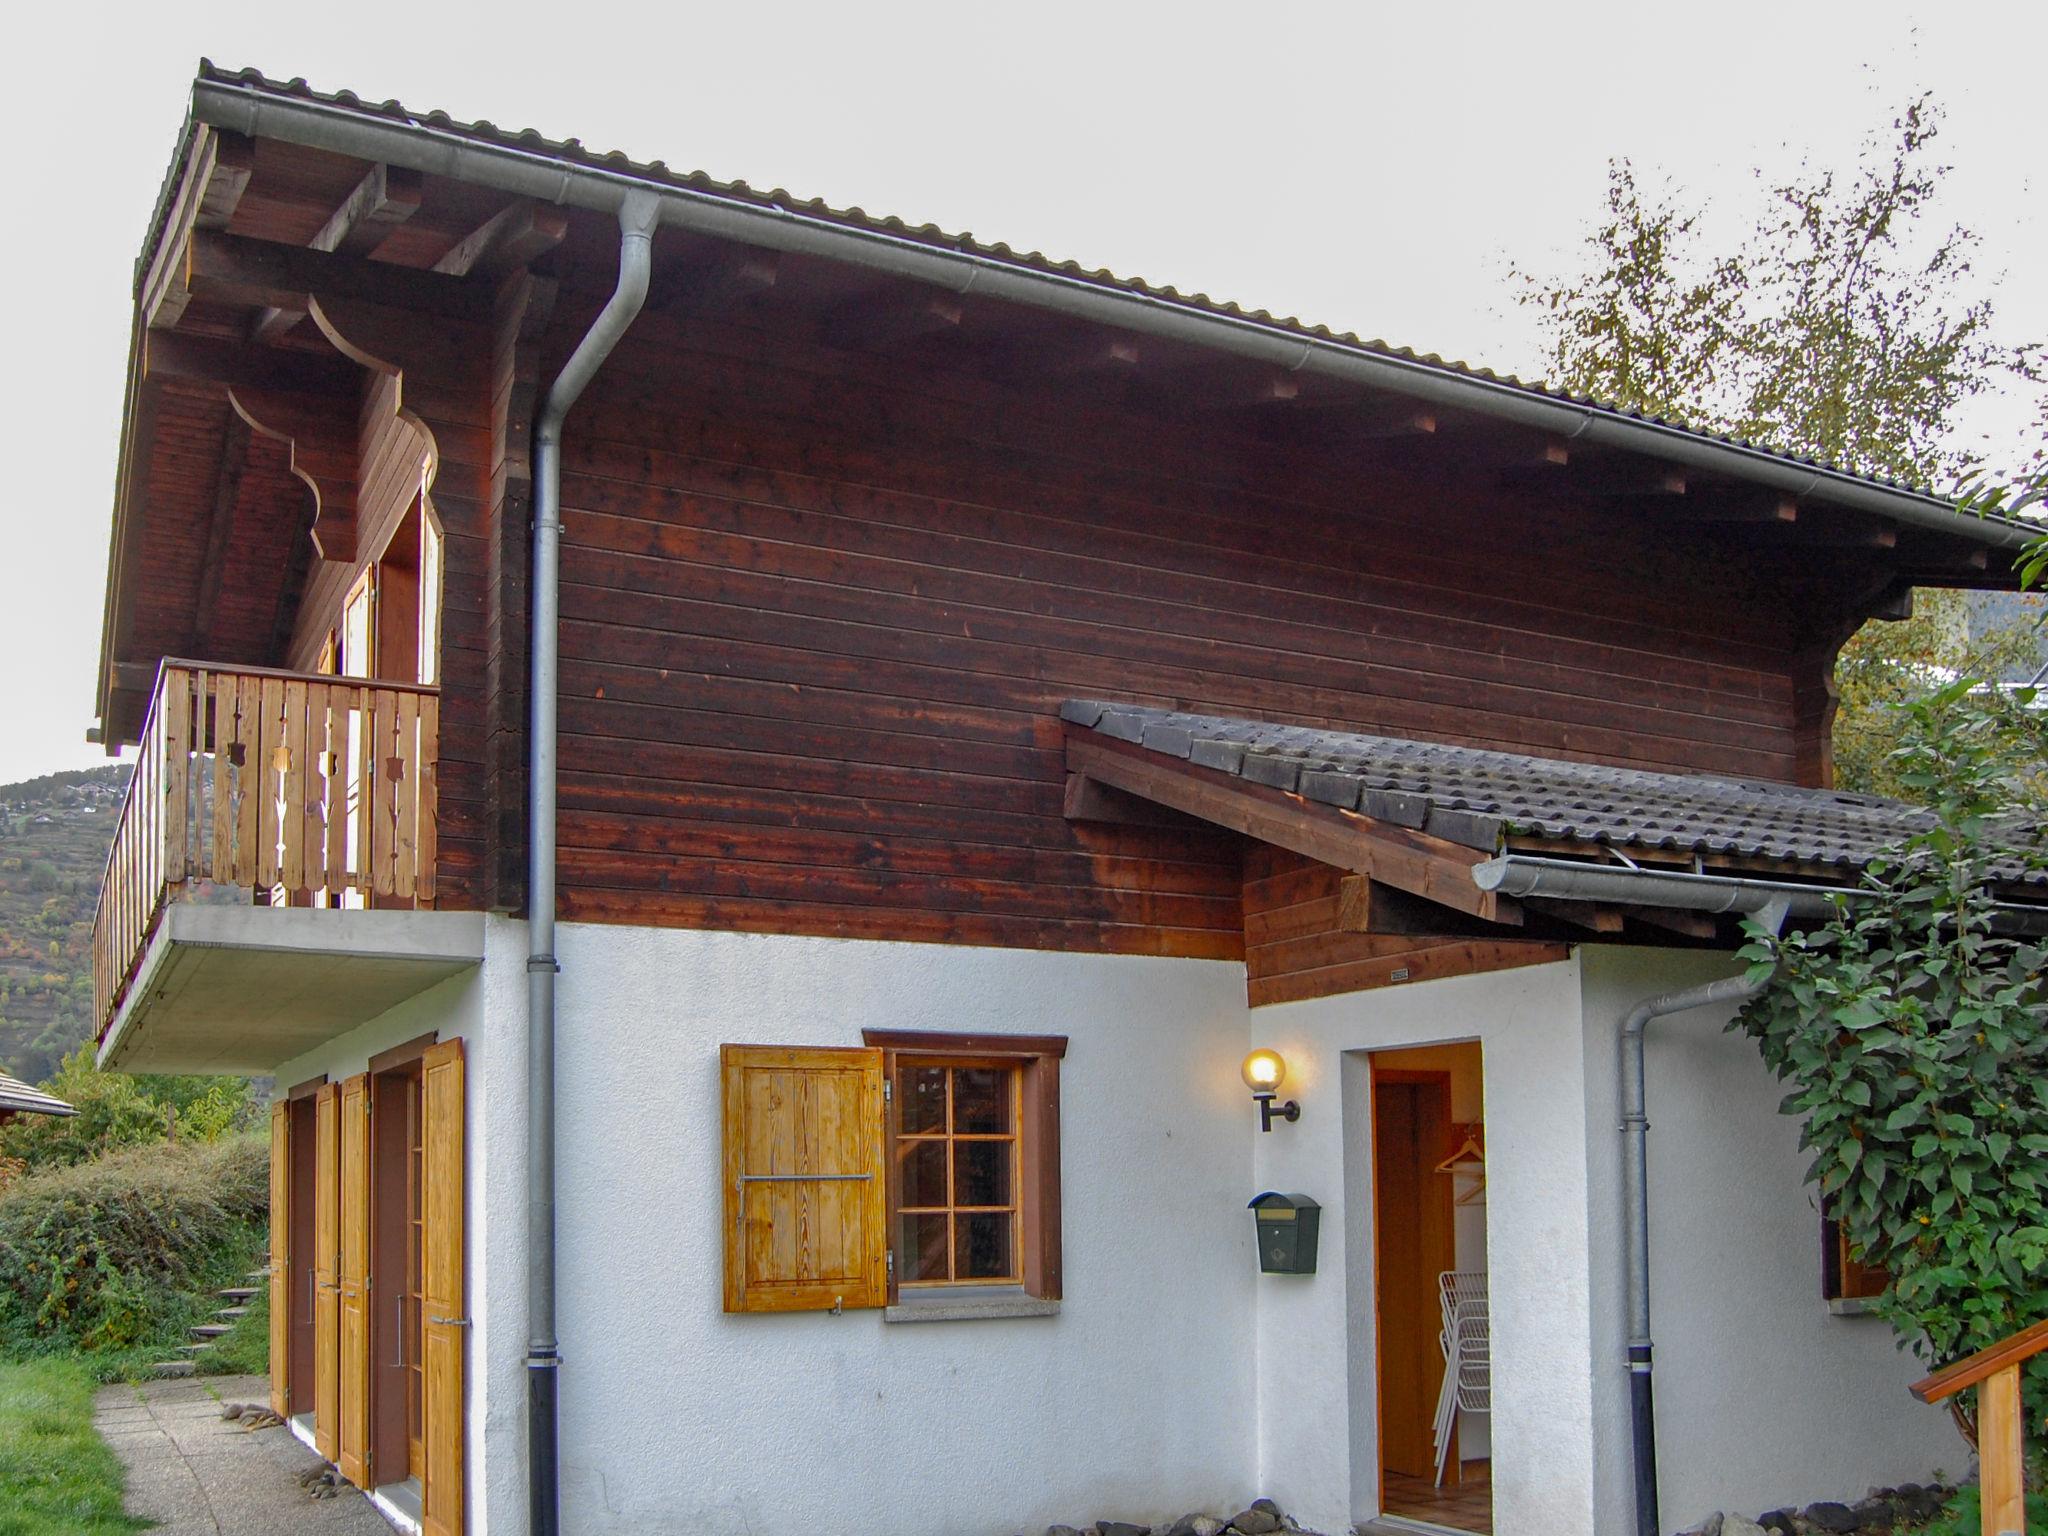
left=541, top=280, right=1812, bottom=959
left=1243, top=846, right=1566, bottom=1008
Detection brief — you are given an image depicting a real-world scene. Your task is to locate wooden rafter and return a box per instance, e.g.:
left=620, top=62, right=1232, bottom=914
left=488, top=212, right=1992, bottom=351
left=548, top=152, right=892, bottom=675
left=144, top=331, right=360, bottom=398
left=143, top=128, right=256, bottom=332
left=188, top=231, right=494, bottom=325
left=251, top=164, right=424, bottom=343
left=823, top=290, right=964, bottom=352
left=1064, top=732, right=1519, bottom=924
left=432, top=201, right=569, bottom=279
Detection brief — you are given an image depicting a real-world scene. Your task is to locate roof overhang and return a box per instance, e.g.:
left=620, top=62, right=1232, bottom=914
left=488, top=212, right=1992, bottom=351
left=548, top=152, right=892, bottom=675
left=180, top=65, right=2038, bottom=554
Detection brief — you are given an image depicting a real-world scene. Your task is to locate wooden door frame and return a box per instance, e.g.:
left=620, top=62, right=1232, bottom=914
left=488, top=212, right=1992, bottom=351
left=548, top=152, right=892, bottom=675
left=1369, top=1060, right=1460, bottom=1503
left=369, top=1037, right=434, bottom=1487
left=286, top=1093, right=319, bottom=1416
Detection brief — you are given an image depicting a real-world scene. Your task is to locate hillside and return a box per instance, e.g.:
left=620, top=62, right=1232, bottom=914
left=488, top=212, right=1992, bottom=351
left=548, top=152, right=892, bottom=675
left=0, top=766, right=130, bottom=1082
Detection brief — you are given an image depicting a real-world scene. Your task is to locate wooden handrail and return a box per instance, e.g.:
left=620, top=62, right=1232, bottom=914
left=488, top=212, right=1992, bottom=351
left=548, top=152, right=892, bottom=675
left=92, top=661, right=441, bottom=1037
left=1909, top=1316, right=2046, bottom=1536
left=1910, top=1316, right=2048, bottom=1403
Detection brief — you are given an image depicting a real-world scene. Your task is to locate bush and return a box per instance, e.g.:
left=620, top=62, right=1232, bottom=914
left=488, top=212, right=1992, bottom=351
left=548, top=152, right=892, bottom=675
left=0, top=1134, right=268, bottom=1377
left=0, top=1048, right=263, bottom=1175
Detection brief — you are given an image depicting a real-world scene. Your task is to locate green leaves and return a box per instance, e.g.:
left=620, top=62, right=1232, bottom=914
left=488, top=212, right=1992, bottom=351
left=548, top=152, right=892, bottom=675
left=1733, top=677, right=2048, bottom=1454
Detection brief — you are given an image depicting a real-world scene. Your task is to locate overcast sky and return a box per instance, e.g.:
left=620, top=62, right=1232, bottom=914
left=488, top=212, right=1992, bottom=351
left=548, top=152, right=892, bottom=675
left=3, top=2, right=2041, bottom=785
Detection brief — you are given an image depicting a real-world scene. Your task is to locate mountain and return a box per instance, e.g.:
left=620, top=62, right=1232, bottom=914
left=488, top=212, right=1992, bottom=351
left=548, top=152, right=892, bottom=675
left=0, top=765, right=130, bottom=1081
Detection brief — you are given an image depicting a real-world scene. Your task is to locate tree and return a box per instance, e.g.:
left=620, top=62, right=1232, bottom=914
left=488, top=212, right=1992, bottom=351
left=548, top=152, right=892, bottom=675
left=1734, top=677, right=2048, bottom=1451
left=1516, top=96, right=2044, bottom=796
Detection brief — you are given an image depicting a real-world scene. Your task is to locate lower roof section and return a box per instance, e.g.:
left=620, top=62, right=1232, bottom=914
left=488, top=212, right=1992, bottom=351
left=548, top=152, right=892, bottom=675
left=97, top=905, right=485, bottom=1075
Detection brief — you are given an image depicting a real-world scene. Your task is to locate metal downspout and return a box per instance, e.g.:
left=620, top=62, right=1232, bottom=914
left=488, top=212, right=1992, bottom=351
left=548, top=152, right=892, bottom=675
left=526, top=188, right=659, bottom=1536
left=1617, top=896, right=1789, bottom=1536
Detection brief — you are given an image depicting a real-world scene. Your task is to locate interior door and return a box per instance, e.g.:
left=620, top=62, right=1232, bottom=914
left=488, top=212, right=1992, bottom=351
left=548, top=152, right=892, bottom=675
left=1374, top=1072, right=1456, bottom=1479
left=338, top=1074, right=372, bottom=1486
left=313, top=1083, right=341, bottom=1461
left=420, top=1039, right=466, bottom=1536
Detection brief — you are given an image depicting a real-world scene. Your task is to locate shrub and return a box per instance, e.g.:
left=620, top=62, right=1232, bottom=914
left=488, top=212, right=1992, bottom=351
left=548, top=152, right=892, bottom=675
left=0, top=1133, right=268, bottom=1373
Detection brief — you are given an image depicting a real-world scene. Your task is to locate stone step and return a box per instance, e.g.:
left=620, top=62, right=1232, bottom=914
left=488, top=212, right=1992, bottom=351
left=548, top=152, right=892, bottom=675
left=178, top=1342, right=215, bottom=1355
left=189, top=1323, right=233, bottom=1339
left=214, top=1306, right=251, bottom=1321
left=245, top=1269, right=270, bottom=1283
left=218, top=1287, right=258, bottom=1302
left=151, top=1360, right=196, bottom=1378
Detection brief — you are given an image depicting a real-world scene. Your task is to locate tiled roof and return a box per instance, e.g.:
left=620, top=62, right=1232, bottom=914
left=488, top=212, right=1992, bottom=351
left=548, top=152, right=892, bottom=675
left=0, top=1070, right=75, bottom=1118
left=1060, top=700, right=2048, bottom=887
left=175, top=62, right=1967, bottom=511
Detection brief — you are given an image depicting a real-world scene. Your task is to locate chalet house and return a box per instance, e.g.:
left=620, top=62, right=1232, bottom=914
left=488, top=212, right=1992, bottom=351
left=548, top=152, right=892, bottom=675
left=88, top=64, right=2046, bottom=1536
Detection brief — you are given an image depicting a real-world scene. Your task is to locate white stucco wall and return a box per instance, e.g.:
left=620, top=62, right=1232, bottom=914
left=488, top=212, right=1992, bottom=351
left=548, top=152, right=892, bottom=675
left=546, top=922, right=1256, bottom=1536
left=1247, top=957, right=1599, bottom=1536
left=1577, top=948, right=1961, bottom=1532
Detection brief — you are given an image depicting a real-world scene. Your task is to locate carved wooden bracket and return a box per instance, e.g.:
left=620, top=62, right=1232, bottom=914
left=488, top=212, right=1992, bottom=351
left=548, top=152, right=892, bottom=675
left=226, top=384, right=360, bottom=563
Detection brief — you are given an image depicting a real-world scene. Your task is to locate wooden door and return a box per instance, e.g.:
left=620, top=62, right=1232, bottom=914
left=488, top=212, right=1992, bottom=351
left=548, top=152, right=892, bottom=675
left=269, top=1102, right=290, bottom=1417
left=313, top=1083, right=341, bottom=1461
left=337, top=1075, right=371, bottom=1486
left=1373, top=1072, right=1456, bottom=1480
left=420, top=1039, right=465, bottom=1536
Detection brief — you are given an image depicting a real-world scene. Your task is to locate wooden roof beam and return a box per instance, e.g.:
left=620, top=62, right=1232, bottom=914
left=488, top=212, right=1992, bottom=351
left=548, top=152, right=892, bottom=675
left=191, top=412, right=253, bottom=653
left=664, top=246, right=780, bottom=314
left=144, top=331, right=360, bottom=398
left=143, top=128, right=256, bottom=332
left=1065, top=730, right=1518, bottom=925
left=432, top=201, right=569, bottom=279
left=190, top=231, right=496, bottom=323
left=250, top=164, right=424, bottom=343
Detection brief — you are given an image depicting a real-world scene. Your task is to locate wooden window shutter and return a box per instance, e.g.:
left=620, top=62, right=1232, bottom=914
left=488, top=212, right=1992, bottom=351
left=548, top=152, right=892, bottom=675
left=313, top=1083, right=341, bottom=1462
left=722, top=1046, right=888, bottom=1314
left=268, top=1102, right=291, bottom=1418
left=337, top=1074, right=372, bottom=1486
left=420, top=1038, right=466, bottom=1536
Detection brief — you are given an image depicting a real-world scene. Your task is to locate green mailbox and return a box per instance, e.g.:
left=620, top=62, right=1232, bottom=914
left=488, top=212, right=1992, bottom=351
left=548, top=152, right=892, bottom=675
left=1249, top=1192, right=1321, bottom=1274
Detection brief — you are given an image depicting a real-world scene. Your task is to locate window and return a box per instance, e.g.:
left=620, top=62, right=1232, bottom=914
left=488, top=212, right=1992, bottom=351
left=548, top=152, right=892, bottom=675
left=1822, top=1210, right=1888, bottom=1306
left=892, top=1059, right=1022, bottom=1284
left=719, top=1032, right=1065, bottom=1314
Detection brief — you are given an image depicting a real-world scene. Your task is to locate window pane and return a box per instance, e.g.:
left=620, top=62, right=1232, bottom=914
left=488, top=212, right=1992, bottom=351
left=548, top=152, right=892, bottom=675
left=901, top=1212, right=950, bottom=1283
left=899, top=1065, right=948, bottom=1135
left=900, top=1138, right=948, bottom=1209
left=953, top=1067, right=1012, bottom=1134
left=955, top=1212, right=1014, bottom=1280
left=953, top=1140, right=1011, bottom=1208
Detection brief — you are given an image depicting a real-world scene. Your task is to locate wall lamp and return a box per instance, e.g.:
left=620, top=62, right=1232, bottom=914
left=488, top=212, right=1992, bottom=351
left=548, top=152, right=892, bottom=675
left=1242, top=1049, right=1300, bottom=1132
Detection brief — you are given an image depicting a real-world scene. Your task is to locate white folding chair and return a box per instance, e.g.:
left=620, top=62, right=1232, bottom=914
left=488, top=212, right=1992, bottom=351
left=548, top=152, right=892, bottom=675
left=1432, top=1270, right=1491, bottom=1486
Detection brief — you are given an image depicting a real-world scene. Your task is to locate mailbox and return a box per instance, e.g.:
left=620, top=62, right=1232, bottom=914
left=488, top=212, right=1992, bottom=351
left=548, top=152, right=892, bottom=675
left=1248, top=1192, right=1321, bottom=1274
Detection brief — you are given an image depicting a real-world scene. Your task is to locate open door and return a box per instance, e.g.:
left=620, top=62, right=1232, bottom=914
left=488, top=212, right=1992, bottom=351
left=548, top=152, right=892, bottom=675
left=269, top=1102, right=290, bottom=1417
left=313, top=1083, right=341, bottom=1461
left=1373, top=1043, right=1492, bottom=1534
left=420, top=1038, right=465, bottom=1536
left=338, top=1074, right=372, bottom=1486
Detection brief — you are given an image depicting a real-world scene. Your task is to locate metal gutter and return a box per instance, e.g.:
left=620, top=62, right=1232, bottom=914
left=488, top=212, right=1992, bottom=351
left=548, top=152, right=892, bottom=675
left=1474, top=853, right=2048, bottom=935
left=186, top=76, right=2034, bottom=552
left=523, top=187, right=659, bottom=1536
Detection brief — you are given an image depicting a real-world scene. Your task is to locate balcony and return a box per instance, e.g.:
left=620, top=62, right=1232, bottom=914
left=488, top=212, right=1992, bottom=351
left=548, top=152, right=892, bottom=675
left=93, top=661, right=482, bottom=1075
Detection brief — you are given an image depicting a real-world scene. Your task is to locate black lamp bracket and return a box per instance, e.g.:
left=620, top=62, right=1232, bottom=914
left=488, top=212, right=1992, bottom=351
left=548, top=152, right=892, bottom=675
left=1254, top=1092, right=1301, bottom=1132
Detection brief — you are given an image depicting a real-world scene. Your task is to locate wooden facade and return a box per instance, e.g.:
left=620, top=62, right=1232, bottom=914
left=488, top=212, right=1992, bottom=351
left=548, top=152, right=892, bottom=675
left=95, top=105, right=2020, bottom=1016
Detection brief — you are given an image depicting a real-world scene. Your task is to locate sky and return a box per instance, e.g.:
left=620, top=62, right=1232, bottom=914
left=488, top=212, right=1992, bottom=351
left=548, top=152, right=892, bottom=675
left=2, top=1, right=2043, bottom=785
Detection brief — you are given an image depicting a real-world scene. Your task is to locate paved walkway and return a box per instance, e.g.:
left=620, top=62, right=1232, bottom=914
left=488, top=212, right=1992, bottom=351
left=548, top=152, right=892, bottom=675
left=93, top=1374, right=391, bottom=1536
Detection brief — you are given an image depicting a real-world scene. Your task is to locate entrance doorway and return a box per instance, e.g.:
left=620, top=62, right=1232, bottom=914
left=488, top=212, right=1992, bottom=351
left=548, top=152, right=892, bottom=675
left=1372, top=1043, right=1490, bottom=1534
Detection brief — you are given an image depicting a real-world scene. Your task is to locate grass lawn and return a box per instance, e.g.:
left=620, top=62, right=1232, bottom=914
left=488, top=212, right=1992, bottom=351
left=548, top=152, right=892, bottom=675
left=0, top=1358, right=145, bottom=1536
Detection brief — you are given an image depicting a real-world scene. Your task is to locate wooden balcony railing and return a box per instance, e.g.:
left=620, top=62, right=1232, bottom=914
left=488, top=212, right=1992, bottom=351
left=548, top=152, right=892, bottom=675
left=1911, top=1316, right=2048, bottom=1536
left=93, top=661, right=440, bottom=1035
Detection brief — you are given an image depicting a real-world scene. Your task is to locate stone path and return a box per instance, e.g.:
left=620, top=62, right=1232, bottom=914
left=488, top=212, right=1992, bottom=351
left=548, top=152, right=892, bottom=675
left=93, top=1374, right=391, bottom=1536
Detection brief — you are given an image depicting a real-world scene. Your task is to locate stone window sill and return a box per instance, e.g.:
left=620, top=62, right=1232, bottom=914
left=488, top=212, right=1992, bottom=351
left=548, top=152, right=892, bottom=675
left=1827, top=1296, right=1880, bottom=1317
left=884, top=1285, right=1060, bottom=1324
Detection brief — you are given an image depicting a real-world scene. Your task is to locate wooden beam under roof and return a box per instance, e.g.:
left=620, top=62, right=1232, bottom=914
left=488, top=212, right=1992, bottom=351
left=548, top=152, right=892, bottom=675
left=144, top=331, right=360, bottom=398
left=250, top=164, right=424, bottom=343
left=189, top=231, right=495, bottom=322
left=822, top=290, right=964, bottom=352
left=142, top=128, right=257, bottom=332
left=432, top=201, right=569, bottom=279
left=1065, top=730, right=1519, bottom=925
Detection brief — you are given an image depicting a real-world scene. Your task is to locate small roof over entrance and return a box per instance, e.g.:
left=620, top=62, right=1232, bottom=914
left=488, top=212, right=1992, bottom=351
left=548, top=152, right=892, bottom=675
left=0, top=1070, right=76, bottom=1120
left=1061, top=700, right=2048, bottom=946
